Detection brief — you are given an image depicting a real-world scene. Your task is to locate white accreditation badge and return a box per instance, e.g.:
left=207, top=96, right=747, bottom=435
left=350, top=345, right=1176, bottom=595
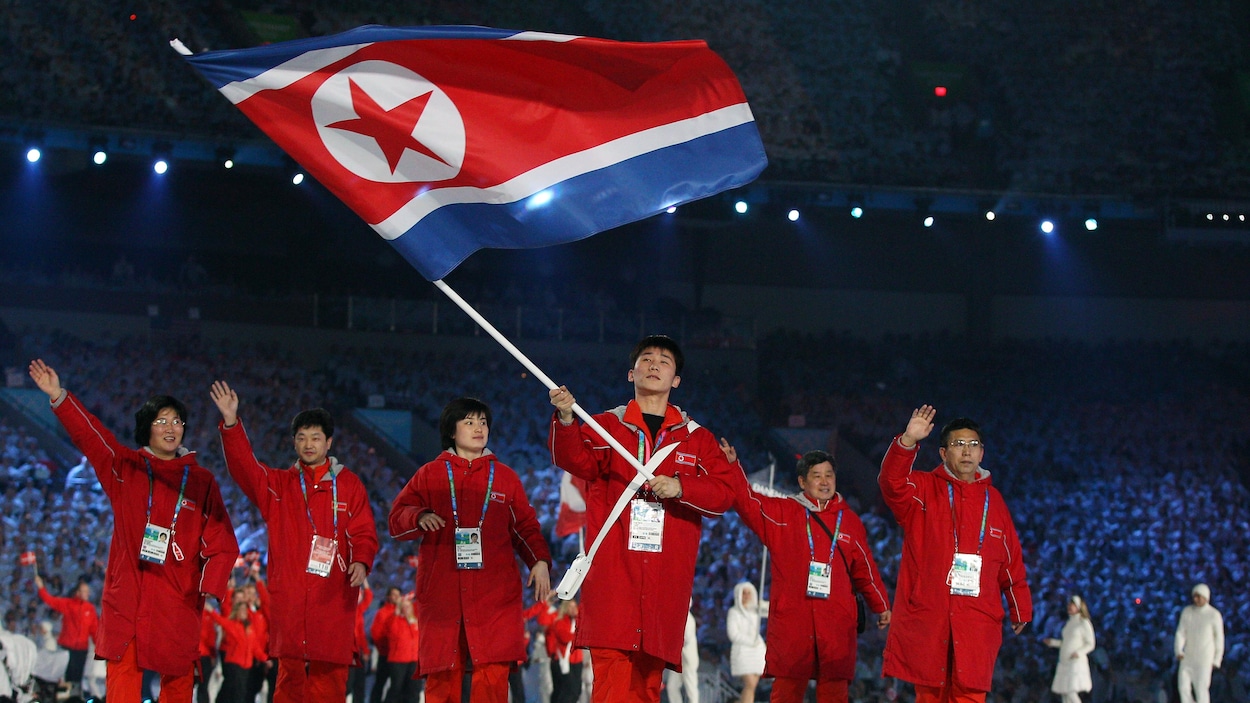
left=307, top=535, right=338, bottom=577
left=627, top=500, right=665, bottom=552
left=947, top=552, right=983, bottom=596
left=139, top=523, right=171, bottom=564
left=806, top=561, right=833, bottom=598
left=455, top=527, right=484, bottom=569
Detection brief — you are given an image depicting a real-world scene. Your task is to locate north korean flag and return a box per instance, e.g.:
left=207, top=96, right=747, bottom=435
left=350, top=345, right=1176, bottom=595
left=180, top=25, right=767, bottom=280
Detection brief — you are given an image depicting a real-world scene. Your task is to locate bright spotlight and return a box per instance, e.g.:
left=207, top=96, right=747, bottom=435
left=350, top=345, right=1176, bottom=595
left=666, top=206, right=677, bottom=214
left=734, top=200, right=748, bottom=214
left=787, top=209, right=800, bottom=222
left=26, top=148, right=41, bottom=163
left=923, top=216, right=934, bottom=228
left=1206, top=213, right=1214, bottom=221
left=1040, top=220, right=1055, bottom=234
left=153, top=159, right=168, bottom=175
left=985, top=210, right=996, bottom=221
left=527, top=189, right=554, bottom=209
left=850, top=206, right=863, bottom=219
left=1085, top=218, right=1098, bottom=231
left=224, top=159, right=234, bottom=169
left=292, top=172, right=305, bottom=185
left=93, top=150, right=108, bottom=165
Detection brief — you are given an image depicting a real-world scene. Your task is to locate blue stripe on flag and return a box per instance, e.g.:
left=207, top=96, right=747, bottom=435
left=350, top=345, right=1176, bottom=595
left=387, top=122, right=765, bottom=280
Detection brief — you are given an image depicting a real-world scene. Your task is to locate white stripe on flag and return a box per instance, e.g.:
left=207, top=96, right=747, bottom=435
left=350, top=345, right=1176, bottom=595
left=219, top=43, right=374, bottom=104
left=372, top=102, right=758, bottom=239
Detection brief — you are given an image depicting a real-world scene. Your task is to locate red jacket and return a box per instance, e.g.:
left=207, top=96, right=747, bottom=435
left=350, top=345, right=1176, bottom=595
left=219, top=420, right=379, bottom=666
left=732, top=474, right=889, bottom=682
left=878, top=437, right=1032, bottom=692
left=37, top=587, right=99, bottom=650
left=208, top=610, right=256, bottom=669
left=548, top=402, right=736, bottom=669
left=385, top=614, right=420, bottom=664
left=354, top=587, right=374, bottom=660
left=51, top=391, right=238, bottom=676
left=370, top=602, right=396, bottom=656
left=389, top=450, right=551, bottom=674
left=199, top=610, right=218, bottom=657
left=544, top=614, right=584, bottom=665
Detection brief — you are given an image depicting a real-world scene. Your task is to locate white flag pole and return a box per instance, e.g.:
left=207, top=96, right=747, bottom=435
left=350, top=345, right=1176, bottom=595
left=432, top=279, right=655, bottom=481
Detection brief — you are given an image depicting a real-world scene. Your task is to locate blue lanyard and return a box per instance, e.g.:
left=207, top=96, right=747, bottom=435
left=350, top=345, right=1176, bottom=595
left=445, top=459, right=495, bottom=529
left=145, top=459, right=190, bottom=536
left=635, top=428, right=669, bottom=463
left=947, top=484, right=990, bottom=554
left=805, top=508, right=842, bottom=563
left=298, top=467, right=338, bottom=538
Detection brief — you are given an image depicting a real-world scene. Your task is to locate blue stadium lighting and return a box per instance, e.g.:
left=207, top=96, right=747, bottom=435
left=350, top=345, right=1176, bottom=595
left=1085, top=218, right=1098, bottom=231
left=923, top=216, right=934, bottom=228
left=666, top=206, right=677, bottom=214
left=292, top=172, right=305, bottom=185
left=1040, top=220, right=1055, bottom=234
left=734, top=200, right=748, bottom=214
left=153, top=159, right=169, bottom=175
left=788, top=209, right=800, bottom=222
left=850, top=206, right=863, bottom=219
left=26, top=148, right=41, bottom=163
left=93, top=150, right=107, bottom=165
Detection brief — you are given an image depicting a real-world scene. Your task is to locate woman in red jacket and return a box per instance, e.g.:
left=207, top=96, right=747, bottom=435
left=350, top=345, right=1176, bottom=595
left=544, top=599, right=583, bottom=703
left=34, top=575, right=99, bottom=697
left=382, top=597, right=421, bottom=703
left=206, top=595, right=257, bottom=703
left=388, top=397, right=552, bottom=703
left=28, top=359, right=238, bottom=703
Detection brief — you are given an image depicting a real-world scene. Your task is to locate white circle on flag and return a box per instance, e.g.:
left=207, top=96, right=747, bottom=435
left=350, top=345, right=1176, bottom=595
left=312, top=60, right=465, bottom=183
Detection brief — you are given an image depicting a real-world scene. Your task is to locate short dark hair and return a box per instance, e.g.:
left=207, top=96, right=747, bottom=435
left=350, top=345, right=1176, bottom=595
left=939, top=418, right=982, bottom=446
left=133, top=395, right=188, bottom=447
left=796, top=450, right=836, bottom=481
left=629, top=335, right=684, bottom=375
left=290, top=408, right=334, bottom=438
left=439, top=397, right=492, bottom=450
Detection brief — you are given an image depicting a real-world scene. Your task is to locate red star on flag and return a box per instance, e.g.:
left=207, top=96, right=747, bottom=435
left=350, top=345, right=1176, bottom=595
left=328, top=78, right=449, bottom=174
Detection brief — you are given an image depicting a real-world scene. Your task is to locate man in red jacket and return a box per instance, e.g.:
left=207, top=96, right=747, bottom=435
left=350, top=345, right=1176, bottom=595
left=548, top=335, right=738, bottom=703
left=29, top=359, right=239, bottom=703
left=211, top=381, right=379, bottom=703
left=729, top=448, right=891, bottom=702
left=879, top=405, right=1031, bottom=703
left=35, top=575, right=99, bottom=697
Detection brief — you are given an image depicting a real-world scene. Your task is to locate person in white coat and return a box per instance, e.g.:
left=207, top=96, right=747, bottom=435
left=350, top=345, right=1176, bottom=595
left=1175, top=583, right=1224, bottom=703
left=664, top=608, right=700, bottom=703
left=726, top=582, right=769, bottom=703
left=1043, top=595, right=1095, bottom=703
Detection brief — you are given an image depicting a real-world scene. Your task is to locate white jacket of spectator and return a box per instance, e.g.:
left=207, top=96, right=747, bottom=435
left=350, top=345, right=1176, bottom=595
left=1048, top=612, right=1095, bottom=694
left=1175, top=601, right=1224, bottom=670
left=727, top=582, right=769, bottom=677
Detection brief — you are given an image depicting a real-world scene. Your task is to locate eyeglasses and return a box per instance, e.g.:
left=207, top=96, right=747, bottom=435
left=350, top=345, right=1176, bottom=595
left=152, top=418, right=185, bottom=427
left=946, top=439, right=983, bottom=450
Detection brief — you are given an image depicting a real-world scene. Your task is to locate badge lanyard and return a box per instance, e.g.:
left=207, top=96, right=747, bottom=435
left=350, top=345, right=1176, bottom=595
left=635, top=429, right=668, bottom=494
left=947, top=484, right=990, bottom=555
left=299, top=468, right=338, bottom=538
left=805, top=509, right=843, bottom=563
left=145, top=459, right=190, bottom=538
left=445, top=460, right=495, bottom=529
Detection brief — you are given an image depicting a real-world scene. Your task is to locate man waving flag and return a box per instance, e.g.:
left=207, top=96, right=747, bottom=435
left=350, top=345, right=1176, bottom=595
left=176, top=25, right=766, bottom=280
